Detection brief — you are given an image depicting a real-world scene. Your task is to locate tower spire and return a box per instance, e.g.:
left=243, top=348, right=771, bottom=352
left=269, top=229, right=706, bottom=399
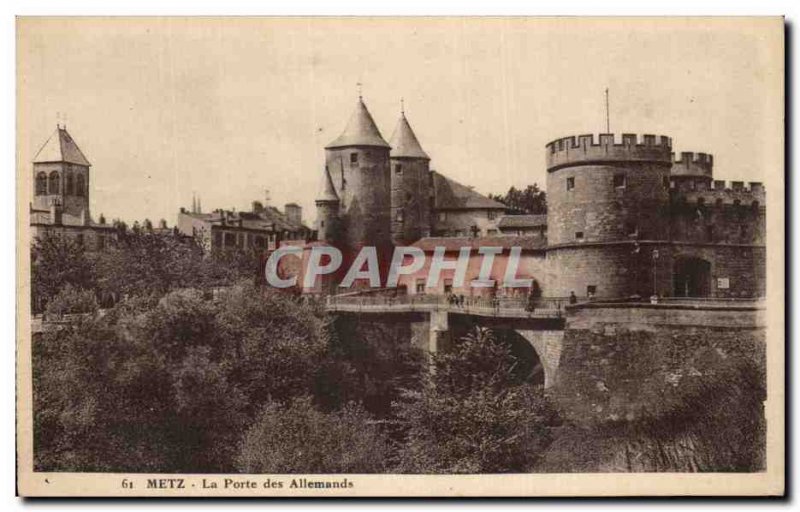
left=357, top=81, right=363, bottom=101
left=605, top=87, right=610, bottom=133
left=400, top=97, right=405, bottom=116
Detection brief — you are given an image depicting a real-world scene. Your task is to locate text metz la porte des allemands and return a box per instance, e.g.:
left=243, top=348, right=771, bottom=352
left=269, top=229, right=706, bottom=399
left=263, top=244, right=533, bottom=290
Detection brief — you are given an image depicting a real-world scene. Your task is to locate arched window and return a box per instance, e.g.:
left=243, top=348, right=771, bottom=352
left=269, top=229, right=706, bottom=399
left=35, top=172, right=47, bottom=195
left=76, top=174, right=85, bottom=197
left=751, top=200, right=760, bottom=211
left=66, top=173, right=75, bottom=195
left=48, top=171, right=60, bottom=195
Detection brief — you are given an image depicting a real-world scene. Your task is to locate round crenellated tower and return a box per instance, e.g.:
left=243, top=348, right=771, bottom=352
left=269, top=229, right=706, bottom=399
left=545, top=133, right=674, bottom=299
left=324, top=97, right=392, bottom=251
left=389, top=109, right=431, bottom=245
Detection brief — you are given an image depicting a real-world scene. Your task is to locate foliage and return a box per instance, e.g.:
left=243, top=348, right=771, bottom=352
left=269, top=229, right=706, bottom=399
left=33, top=282, right=328, bottom=472
left=31, top=232, right=96, bottom=313
left=489, top=184, right=547, bottom=214
left=43, top=283, right=98, bottom=319
left=393, top=328, right=559, bottom=473
left=236, top=396, right=391, bottom=473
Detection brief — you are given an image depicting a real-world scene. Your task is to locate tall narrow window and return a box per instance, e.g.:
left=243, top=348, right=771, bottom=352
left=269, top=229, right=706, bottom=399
left=395, top=164, right=403, bottom=175
left=575, top=231, right=584, bottom=240
left=48, top=171, right=60, bottom=194
left=395, top=210, right=404, bottom=222
left=566, top=177, right=575, bottom=191
left=76, top=174, right=85, bottom=197
left=613, top=173, right=626, bottom=189
left=66, top=173, right=75, bottom=195
left=35, top=172, right=47, bottom=195
left=350, top=152, right=359, bottom=167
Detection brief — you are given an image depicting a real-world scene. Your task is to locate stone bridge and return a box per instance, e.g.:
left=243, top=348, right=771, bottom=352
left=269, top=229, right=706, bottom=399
left=326, top=294, right=569, bottom=387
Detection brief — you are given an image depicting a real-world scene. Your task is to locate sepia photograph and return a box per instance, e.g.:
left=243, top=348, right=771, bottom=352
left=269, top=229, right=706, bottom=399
left=15, top=16, right=784, bottom=497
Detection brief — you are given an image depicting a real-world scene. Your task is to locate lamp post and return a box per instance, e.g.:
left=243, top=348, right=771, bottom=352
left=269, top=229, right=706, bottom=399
left=651, top=249, right=660, bottom=303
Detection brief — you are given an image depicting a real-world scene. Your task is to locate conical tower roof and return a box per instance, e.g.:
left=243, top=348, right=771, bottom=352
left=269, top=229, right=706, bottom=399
left=325, top=98, right=390, bottom=149
left=316, top=167, right=340, bottom=203
left=33, top=127, right=91, bottom=166
left=389, top=112, right=429, bottom=160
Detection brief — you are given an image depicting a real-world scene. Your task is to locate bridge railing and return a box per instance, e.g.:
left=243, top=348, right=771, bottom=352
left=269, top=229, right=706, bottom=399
left=325, top=294, right=569, bottom=318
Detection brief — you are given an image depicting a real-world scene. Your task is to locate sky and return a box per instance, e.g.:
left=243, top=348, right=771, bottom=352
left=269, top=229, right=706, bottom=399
left=17, top=17, right=783, bottom=226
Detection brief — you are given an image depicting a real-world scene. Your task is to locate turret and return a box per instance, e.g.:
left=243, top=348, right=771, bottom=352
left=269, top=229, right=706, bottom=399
left=315, top=167, right=340, bottom=243
left=670, top=151, right=714, bottom=191
left=324, top=96, right=392, bottom=251
left=389, top=106, right=431, bottom=245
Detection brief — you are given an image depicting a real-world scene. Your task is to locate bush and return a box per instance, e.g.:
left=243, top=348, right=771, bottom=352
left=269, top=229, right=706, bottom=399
left=236, top=396, right=391, bottom=473
left=393, top=328, right=559, bottom=473
left=44, top=284, right=98, bottom=319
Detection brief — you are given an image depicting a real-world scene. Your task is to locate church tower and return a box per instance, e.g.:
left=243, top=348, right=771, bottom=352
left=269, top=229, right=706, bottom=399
left=389, top=105, right=431, bottom=245
left=32, top=126, right=92, bottom=221
left=323, top=96, right=392, bottom=252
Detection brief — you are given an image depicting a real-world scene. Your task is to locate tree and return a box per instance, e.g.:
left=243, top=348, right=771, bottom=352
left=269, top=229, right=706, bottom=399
left=44, top=283, right=98, bottom=319
left=490, top=184, right=547, bottom=214
left=31, top=232, right=96, bottom=313
left=393, top=328, right=559, bottom=473
left=236, top=396, right=391, bottom=473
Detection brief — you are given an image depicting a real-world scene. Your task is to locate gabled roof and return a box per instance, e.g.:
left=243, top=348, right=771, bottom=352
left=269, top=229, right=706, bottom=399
left=325, top=98, right=390, bottom=149
left=33, top=127, right=91, bottom=166
left=431, top=171, right=506, bottom=210
left=389, top=113, right=429, bottom=159
left=497, top=214, right=548, bottom=228
left=316, top=167, right=340, bottom=203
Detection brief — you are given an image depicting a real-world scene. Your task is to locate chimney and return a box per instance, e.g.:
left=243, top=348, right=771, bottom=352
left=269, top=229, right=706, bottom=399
left=252, top=200, right=264, bottom=213
left=285, top=203, right=302, bottom=225
left=159, top=219, right=168, bottom=229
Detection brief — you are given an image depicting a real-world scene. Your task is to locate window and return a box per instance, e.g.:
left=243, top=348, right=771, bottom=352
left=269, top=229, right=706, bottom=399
left=706, top=225, right=714, bottom=242
left=350, top=152, right=359, bottom=166
left=444, top=279, right=453, bottom=294
left=35, top=172, right=47, bottom=195
left=320, top=220, right=325, bottom=228
left=487, top=210, right=496, bottom=220
left=66, top=173, right=74, bottom=195
left=416, top=279, right=425, bottom=294
left=76, top=174, right=85, bottom=197
left=76, top=233, right=84, bottom=246
left=395, top=210, right=404, bottom=222
left=587, top=285, right=597, bottom=296
left=613, top=173, right=626, bottom=188
left=566, top=177, right=575, bottom=191
left=98, top=235, right=105, bottom=250
left=48, top=171, right=60, bottom=194
left=689, top=180, right=696, bottom=191
left=224, top=232, right=236, bottom=247
left=395, top=164, right=403, bottom=175
left=438, top=212, right=447, bottom=221
left=575, top=231, right=584, bottom=240
left=625, top=222, right=638, bottom=237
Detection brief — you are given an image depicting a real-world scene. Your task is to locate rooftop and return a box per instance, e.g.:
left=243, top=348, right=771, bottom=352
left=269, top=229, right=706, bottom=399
left=33, top=127, right=91, bottom=166
left=325, top=98, right=390, bottom=149
left=432, top=171, right=506, bottom=210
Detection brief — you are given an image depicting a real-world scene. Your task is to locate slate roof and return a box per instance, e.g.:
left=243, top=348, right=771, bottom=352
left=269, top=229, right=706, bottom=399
left=33, top=127, right=91, bottom=166
left=389, top=114, right=429, bottom=159
left=412, top=235, right=547, bottom=252
left=325, top=98, right=390, bottom=149
left=431, top=171, right=506, bottom=210
left=184, top=206, right=310, bottom=232
left=497, top=214, right=548, bottom=228
left=316, top=167, right=340, bottom=202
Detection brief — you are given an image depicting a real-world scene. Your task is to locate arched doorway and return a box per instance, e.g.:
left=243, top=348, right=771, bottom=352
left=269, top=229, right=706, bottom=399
left=673, top=256, right=712, bottom=297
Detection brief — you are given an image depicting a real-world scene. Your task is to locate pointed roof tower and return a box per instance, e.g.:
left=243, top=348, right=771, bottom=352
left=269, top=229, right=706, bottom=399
left=389, top=107, right=430, bottom=160
left=33, top=126, right=91, bottom=166
left=316, top=167, right=340, bottom=203
left=325, top=98, right=390, bottom=149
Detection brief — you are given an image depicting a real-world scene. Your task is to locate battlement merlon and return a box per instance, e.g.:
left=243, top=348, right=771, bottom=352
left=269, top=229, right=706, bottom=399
left=672, top=181, right=766, bottom=205
left=670, top=151, right=714, bottom=179
left=546, top=133, right=673, bottom=172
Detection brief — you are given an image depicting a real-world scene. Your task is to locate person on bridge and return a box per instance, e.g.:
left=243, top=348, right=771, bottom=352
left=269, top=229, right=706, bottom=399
left=569, top=291, right=578, bottom=305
